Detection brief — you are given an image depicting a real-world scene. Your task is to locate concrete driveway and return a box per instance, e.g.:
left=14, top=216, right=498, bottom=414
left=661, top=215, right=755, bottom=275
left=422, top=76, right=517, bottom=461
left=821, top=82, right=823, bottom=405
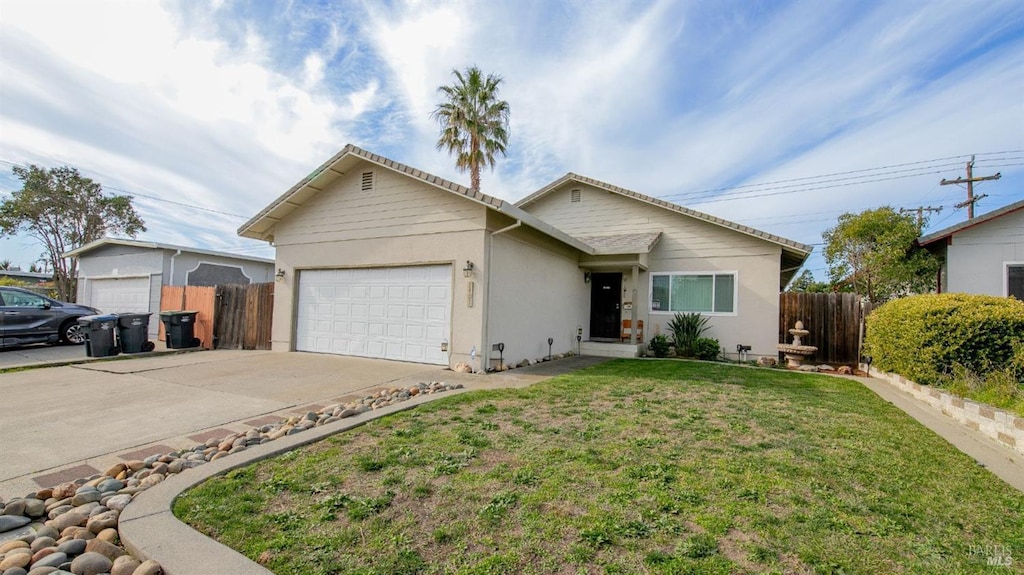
left=0, top=342, right=93, bottom=368
left=0, top=350, right=454, bottom=499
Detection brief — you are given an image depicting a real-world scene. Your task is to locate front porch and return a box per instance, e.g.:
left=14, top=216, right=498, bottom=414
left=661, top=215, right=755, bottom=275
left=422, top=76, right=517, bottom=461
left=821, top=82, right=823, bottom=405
left=581, top=340, right=643, bottom=358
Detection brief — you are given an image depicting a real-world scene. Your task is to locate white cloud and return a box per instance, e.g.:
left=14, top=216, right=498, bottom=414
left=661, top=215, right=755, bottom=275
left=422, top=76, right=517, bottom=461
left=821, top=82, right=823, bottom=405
left=0, top=0, right=1020, bottom=281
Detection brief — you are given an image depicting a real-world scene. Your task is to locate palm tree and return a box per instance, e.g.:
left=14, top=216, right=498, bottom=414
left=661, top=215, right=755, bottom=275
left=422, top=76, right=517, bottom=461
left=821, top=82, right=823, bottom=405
left=431, top=66, right=510, bottom=193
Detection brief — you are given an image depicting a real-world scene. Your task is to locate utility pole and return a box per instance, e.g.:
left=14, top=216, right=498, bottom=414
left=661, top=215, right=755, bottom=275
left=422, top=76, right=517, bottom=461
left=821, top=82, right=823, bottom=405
left=899, top=206, right=942, bottom=231
left=940, top=156, right=1001, bottom=219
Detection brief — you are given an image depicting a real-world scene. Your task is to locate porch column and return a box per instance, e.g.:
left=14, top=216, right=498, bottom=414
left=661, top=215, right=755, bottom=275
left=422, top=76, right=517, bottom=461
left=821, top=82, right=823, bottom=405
left=630, top=264, right=639, bottom=345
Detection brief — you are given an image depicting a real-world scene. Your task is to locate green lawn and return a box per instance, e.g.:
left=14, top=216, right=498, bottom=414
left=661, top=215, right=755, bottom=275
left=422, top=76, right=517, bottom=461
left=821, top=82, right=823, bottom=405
left=174, top=360, right=1023, bottom=574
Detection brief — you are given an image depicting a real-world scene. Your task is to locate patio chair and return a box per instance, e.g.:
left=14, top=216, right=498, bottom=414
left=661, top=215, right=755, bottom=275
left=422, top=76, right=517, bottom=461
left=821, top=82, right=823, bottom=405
left=620, top=319, right=644, bottom=342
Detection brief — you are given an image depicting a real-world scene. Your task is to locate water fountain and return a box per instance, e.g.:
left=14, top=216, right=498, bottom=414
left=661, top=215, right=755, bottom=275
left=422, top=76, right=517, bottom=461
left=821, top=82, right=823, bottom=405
left=777, top=320, right=817, bottom=368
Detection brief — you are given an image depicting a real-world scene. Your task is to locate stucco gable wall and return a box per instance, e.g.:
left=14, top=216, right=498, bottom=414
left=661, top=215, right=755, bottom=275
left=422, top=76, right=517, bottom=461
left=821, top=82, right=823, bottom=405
left=273, top=160, right=487, bottom=246
left=946, top=208, right=1024, bottom=295
left=523, top=184, right=776, bottom=258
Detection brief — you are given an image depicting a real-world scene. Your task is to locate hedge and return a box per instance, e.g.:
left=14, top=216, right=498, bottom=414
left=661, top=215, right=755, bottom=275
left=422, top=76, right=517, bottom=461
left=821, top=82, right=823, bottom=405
left=865, top=293, right=1024, bottom=385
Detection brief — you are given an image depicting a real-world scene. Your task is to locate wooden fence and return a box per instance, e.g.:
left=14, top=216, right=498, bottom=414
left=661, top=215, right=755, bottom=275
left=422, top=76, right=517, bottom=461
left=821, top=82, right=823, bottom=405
left=160, top=283, right=273, bottom=350
left=159, top=286, right=216, bottom=349
left=779, top=292, right=875, bottom=365
left=214, top=283, right=274, bottom=350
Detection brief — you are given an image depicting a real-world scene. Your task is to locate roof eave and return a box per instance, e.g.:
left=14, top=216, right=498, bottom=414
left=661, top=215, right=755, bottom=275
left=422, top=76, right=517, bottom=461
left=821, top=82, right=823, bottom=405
left=521, top=174, right=813, bottom=255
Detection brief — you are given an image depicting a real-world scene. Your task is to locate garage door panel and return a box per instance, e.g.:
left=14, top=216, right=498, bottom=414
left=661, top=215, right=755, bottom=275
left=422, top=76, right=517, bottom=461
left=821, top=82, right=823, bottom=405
left=299, top=263, right=454, bottom=362
left=407, top=305, right=425, bottom=320
left=427, top=305, right=447, bottom=321
left=296, top=265, right=451, bottom=365
left=89, top=277, right=150, bottom=314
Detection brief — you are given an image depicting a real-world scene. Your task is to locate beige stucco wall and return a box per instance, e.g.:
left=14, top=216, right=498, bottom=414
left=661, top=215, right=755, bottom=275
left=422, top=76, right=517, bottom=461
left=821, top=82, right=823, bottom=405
left=522, top=183, right=784, bottom=359
left=485, top=213, right=589, bottom=366
left=269, top=160, right=490, bottom=367
left=944, top=208, right=1024, bottom=296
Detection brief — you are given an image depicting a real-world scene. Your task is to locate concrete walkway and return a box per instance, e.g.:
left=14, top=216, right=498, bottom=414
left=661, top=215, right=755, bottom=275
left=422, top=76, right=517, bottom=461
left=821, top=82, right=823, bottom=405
left=852, top=374, right=1024, bottom=492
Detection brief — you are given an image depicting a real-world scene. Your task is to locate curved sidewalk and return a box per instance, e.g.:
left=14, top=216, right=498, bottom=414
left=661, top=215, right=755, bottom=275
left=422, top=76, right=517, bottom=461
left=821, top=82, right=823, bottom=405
left=119, top=361, right=1022, bottom=574
left=118, top=356, right=611, bottom=574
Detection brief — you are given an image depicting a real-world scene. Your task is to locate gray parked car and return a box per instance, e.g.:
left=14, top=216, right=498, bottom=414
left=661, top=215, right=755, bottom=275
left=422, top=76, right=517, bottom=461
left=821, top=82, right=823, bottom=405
left=0, top=286, right=101, bottom=347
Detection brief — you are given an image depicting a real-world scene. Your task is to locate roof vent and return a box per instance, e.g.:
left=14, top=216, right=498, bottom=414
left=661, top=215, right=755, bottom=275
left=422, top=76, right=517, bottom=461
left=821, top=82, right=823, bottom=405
left=570, top=189, right=581, bottom=203
left=361, top=171, right=374, bottom=191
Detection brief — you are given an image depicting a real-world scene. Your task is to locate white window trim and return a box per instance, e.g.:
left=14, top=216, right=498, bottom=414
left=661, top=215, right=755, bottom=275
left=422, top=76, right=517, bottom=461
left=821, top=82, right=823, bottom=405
left=1004, top=261, right=1024, bottom=298
left=649, top=270, right=739, bottom=317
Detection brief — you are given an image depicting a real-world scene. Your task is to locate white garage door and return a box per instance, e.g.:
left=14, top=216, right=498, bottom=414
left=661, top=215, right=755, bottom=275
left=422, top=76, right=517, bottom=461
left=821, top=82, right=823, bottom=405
left=88, top=277, right=151, bottom=314
left=296, top=265, right=452, bottom=365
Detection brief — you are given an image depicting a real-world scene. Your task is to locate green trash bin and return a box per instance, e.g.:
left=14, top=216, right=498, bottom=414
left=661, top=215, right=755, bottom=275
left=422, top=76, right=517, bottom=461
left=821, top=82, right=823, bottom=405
left=78, top=314, right=120, bottom=358
left=117, top=313, right=155, bottom=353
left=160, top=311, right=201, bottom=349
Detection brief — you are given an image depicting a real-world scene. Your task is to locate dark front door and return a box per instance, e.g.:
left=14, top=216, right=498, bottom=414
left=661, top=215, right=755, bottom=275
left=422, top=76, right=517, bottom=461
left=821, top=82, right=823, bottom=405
left=590, top=273, right=621, bottom=340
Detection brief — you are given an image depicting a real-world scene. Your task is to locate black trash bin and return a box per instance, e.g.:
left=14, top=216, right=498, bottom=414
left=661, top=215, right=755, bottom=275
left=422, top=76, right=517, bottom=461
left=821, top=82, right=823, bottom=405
left=117, top=313, right=155, bottom=354
left=78, top=314, right=120, bottom=358
left=160, top=311, right=201, bottom=349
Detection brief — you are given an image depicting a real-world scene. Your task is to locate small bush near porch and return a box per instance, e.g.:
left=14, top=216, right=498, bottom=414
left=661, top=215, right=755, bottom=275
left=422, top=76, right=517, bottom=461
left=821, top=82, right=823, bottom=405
left=175, top=361, right=1023, bottom=574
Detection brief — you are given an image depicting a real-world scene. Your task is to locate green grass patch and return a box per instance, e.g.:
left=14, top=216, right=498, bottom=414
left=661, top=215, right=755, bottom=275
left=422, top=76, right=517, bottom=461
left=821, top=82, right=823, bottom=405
left=174, top=360, right=1024, bottom=574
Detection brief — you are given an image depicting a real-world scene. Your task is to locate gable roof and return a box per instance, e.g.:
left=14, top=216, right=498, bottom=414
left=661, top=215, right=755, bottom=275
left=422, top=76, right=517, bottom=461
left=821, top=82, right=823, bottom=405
left=237, top=144, right=594, bottom=254
left=516, top=172, right=812, bottom=276
left=917, top=198, right=1024, bottom=247
left=63, top=237, right=274, bottom=264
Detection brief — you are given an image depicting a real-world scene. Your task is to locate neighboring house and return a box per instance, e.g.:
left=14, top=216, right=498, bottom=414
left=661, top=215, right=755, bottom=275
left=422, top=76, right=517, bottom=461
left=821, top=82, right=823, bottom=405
left=238, top=145, right=811, bottom=370
left=0, top=270, right=50, bottom=284
left=63, top=238, right=275, bottom=338
left=916, top=199, right=1024, bottom=299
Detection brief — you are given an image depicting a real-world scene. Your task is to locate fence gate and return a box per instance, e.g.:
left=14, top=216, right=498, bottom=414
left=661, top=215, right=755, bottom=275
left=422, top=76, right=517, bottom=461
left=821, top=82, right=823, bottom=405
left=779, top=292, right=874, bottom=365
left=159, top=285, right=216, bottom=349
left=214, top=282, right=274, bottom=350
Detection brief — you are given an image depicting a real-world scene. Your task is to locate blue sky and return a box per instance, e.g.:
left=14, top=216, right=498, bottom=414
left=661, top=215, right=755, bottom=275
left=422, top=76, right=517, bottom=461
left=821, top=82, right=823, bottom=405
left=1, top=0, right=1022, bottom=282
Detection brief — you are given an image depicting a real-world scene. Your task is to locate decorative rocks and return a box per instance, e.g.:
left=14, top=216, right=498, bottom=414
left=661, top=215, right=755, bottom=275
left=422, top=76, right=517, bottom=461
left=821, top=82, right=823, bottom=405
left=838, top=366, right=854, bottom=375
left=756, top=356, right=777, bottom=367
left=69, top=551, right=112, bottom=575
left=0, top=515, right=31, bottom=533
left=0, top=379, right=466, bottom=575
left=453, top=362, right=473, bottom=373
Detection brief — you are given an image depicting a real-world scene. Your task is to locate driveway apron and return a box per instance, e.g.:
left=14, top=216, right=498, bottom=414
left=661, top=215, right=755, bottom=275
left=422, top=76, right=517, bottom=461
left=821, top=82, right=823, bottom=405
left=0, top=350, right=447, bottom=499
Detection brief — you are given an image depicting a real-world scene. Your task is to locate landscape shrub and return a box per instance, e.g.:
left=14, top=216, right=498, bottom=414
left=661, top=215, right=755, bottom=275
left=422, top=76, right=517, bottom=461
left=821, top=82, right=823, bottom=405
left=865, top=293, right=1024, bottom=386
left=648, top=334, right=671, bottom=358
left=693, top=337, right=721, bottom=361
left=667, top=312, right=710, bottom=357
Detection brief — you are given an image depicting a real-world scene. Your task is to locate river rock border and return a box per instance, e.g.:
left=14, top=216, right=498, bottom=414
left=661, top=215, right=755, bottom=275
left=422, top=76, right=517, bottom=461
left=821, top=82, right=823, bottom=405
left=863, top=365, right=1024, bottom=456
left=0, top=381, right=462, bottom=575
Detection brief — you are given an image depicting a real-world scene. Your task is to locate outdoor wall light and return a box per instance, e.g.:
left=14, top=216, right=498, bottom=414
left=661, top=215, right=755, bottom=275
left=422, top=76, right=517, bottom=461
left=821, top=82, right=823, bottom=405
left=275, top=268, right=286, bottom=281
left=584, top=271, right=592, bottom=283
left=463, top=260, right=475, bottom=277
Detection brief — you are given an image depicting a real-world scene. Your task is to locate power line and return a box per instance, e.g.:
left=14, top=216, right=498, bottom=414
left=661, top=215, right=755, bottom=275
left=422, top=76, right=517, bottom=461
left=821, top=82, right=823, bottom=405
left=0, top=158, right=249, bottom=220
left=685, top=155, right=1019, bottom=207
left=687, top=170, right=954, bottom=206
left=655, top=151, right=1021, bottom=203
